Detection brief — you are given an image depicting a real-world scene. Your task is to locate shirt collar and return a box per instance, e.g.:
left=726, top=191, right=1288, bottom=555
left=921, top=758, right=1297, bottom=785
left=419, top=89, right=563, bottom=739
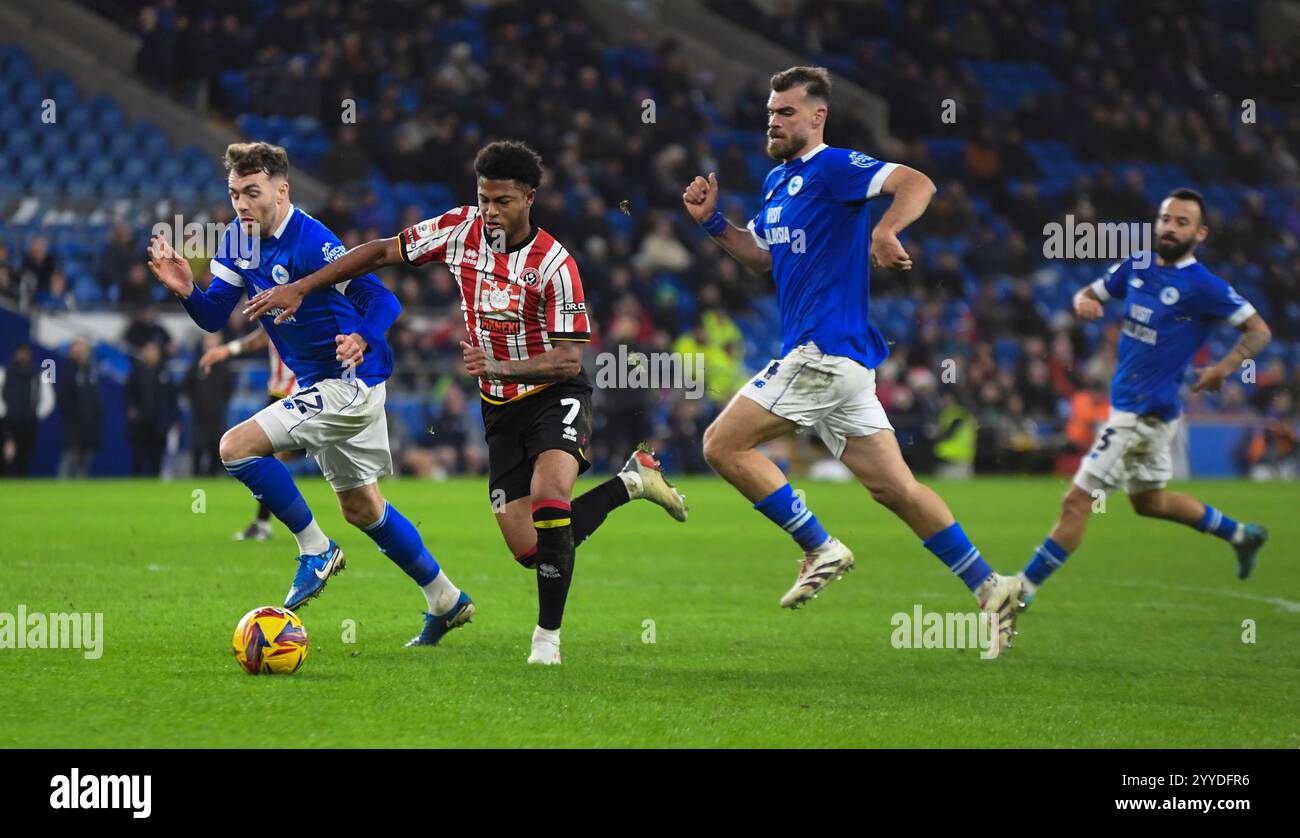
left=270, top=205, right=295, bottom=240
left=1174, top=254, right=1197, bottom=268
left=799, top=143, right=828, bottom=163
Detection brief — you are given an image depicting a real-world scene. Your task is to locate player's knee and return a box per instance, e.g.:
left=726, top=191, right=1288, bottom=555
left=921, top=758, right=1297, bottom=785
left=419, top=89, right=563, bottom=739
left=701, top=421, right=733, bottom=469
left=339, top=492, right=385, bottom=528
left=1062, top=488, right=1092, bottom=518
left=218, top=429, right=247, bottom=464
left=867, top=477, right=910, bottom=512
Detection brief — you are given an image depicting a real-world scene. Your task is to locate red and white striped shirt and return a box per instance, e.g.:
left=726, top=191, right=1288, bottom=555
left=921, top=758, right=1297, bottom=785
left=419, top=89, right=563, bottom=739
left=267, top=341, right=297, bottom=399
left=399, top=206, right=590, bottom=403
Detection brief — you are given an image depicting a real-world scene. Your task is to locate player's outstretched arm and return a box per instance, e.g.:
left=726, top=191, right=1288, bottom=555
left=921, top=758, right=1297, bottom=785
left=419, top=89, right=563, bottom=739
left=199, top=329, right=269, bottom=374
left=682, top=172, right=772, bottom=274
left=243, top=236, right=404, bottom=323
left=870, top=165, right=936, bottom=271
left=460, top=340, right=583, bottom=384
left=148, top=233, right=242, bottom=331
left=1193, top=313, right=1272, bottom=392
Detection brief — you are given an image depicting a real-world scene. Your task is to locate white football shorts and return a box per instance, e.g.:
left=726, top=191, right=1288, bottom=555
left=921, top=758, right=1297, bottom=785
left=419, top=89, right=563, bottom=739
left=253, top=377, right=393, bottom=492
left=1073, top=408, right=1179, bottom=495
left=738, top=341, right=893, bottom=459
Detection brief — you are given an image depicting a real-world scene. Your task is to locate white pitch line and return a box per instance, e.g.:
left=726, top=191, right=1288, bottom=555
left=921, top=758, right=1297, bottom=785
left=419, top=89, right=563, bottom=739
left=1103, top=579, right=1300, bottom=613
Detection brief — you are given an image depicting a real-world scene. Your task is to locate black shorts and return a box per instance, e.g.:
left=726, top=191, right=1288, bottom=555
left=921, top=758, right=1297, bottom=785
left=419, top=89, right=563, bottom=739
left=482, top=378, right=593, bottom=504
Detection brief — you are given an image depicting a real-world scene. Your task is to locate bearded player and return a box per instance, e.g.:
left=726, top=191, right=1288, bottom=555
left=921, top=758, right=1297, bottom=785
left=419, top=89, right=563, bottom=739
left=148, top=142, right=473, bottom=647
left=244, top=140, right=687, bottom=665
left=683, top=66, right=1024, bottom=653
left=1019, top=189, right=1271, bottom=607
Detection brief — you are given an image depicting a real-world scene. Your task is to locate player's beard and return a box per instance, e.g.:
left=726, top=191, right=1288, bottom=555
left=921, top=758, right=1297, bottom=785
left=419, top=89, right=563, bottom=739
left=766, top=129, right=807, bottom=162
left=1155, top=233, right=1194, bottom=262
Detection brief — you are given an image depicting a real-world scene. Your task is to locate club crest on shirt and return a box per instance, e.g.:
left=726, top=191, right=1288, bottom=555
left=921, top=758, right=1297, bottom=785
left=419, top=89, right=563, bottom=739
left=1160, top=286, right=1180, bottom=305
left=787, top=175, right=804, bottom=196
left=520, top=267, right=541, bottom=287
left=271, top=264, right=290, bottom=285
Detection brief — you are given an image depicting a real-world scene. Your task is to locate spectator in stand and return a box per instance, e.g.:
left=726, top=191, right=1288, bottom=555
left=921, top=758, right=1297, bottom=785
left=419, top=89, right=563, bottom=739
left=183, top=333, right=234, bottom=476
left=0, top=344, right=53, bottom=477
left=125, top=341, right=178, bottom=477
left=56, top=338, right=103, bottom=478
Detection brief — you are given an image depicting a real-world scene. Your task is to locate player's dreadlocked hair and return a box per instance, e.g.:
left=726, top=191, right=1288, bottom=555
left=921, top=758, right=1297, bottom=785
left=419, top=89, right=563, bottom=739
left=474, top=140, right=544, bottom=189
left=223, top=142, right=290, bottom=179
left=770, top=66, right=832, bottom=103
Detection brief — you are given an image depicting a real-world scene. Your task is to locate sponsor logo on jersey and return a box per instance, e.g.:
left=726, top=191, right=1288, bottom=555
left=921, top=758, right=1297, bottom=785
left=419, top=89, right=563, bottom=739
left=1129, top=276, right=1144, bottom=288
left=848, top=151, right=877, bottom=168
left=487, top=286, right=513, bottom=310
left=561, top=301, right=586, bottom=314
left=481, top=318, right=520, bottom=335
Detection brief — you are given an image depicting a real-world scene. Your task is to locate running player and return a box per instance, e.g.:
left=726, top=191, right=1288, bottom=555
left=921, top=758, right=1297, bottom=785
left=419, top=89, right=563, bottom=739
left=682, top=66, right=1024, bottom=653
left=148, top=141, right=473, bottom=647
left=1019, top=188, right=1271, bottom=606
left=243, top=140, right=687, bottom=665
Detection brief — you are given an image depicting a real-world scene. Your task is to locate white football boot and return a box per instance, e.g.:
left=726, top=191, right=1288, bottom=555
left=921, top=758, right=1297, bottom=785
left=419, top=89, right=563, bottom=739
left=618, top=445, right=688, bottom=522
left=975, top=573, right=1025, bottom=657
left=527, top=626, right=562, bottom=665
left=779, top=537, right=855, bottom=609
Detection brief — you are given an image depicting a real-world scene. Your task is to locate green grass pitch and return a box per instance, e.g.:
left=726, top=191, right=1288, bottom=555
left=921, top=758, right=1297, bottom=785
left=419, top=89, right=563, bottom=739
left=1, top=476, right=1296, bottom=747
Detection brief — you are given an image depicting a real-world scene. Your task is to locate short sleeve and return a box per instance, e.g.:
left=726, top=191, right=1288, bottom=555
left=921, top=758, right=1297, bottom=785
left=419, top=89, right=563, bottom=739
left=825, top=148, right=900, bottom=202
left=1090, top=259, right=1131, bottom=302
left=399, top=206, right=475, bottom=266
left=544, top=254, right=590, bottom=341
left=1200, top=277, right=1256, bottom=326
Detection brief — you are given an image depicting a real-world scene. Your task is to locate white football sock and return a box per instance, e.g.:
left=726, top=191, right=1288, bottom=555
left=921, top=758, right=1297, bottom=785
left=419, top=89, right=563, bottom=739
left=422, top=571, right=461, bottom=615
left=532, top=625, right=560, bottom=646
left=293, top=519, right=330, bottom=556
left=1230, top=523, right=1245, bottom=545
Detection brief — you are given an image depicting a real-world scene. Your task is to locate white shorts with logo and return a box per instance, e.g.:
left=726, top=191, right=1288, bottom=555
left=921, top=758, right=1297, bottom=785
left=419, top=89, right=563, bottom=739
left=253, top=378, right=393, bottom=492
left=738, top=342, right=893, bottom=459
left=1073, top=409, right=1179, bottom=495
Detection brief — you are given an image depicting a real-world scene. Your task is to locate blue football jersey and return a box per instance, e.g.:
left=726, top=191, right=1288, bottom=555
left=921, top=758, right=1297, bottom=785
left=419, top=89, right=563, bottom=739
left=1091, top=254, right=1256, bottom=420
left=205, top=206, right=396, bottom=388
left=746, top=143, right=899, bottom=367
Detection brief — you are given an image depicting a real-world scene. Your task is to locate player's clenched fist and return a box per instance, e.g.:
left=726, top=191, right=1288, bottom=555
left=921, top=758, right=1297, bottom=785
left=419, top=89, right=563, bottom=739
left=460, top=340, right=500, bottom=379
left=335, top=332, right=367, bottom=367
left=682, top=172, right=720, bottom=223
left=1073, top=295, right=1104, bottom=320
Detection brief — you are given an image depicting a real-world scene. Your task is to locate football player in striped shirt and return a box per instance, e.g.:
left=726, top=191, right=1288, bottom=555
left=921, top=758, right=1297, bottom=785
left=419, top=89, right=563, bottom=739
left=245, top=140, right=688, bottom=665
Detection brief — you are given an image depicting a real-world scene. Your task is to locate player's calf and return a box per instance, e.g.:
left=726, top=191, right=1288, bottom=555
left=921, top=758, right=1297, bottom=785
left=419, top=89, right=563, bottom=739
left=352, top=492, right=467, bottom=630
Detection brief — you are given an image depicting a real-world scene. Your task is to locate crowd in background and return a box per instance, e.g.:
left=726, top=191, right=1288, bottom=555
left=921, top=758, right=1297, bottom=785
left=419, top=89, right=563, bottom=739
left=2, top=0, right=1298, bottom=479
